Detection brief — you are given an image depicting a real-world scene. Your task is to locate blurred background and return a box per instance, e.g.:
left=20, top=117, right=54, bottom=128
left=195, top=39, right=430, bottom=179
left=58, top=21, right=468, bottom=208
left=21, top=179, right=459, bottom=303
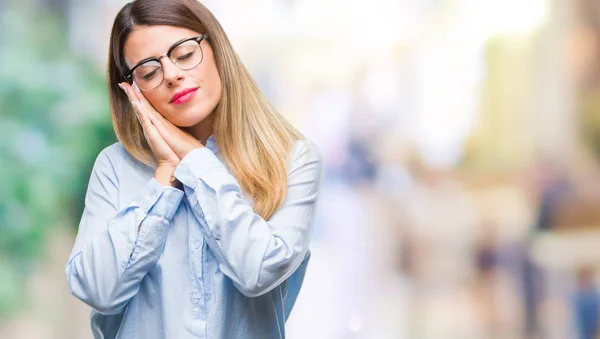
left=3, top=0, right=600, bottom=338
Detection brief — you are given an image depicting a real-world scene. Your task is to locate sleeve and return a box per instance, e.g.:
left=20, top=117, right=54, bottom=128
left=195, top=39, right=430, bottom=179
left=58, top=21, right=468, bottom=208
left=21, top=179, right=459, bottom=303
left=65, top=147, right=184, bottom=315
left=173, top=141, right=323, bottom=297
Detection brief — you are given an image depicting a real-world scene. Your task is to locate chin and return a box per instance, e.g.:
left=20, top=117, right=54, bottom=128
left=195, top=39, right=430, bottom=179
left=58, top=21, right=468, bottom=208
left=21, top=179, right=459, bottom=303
left=170, top=111, right=212, bottom=128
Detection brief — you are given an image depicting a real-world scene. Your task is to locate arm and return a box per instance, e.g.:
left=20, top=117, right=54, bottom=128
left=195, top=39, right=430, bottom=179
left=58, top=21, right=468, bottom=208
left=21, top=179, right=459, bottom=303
left=65, top=147, right=184, bottom=314
left=174, top=141, right=323, bottom=297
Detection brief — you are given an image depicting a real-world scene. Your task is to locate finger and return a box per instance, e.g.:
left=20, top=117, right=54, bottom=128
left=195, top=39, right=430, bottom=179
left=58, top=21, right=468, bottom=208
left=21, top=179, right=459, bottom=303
left=145, top=107, right=171, bottom=142
left=136, top=102, right=153, bottom=131
left=120, top=83, right=138, bottom=113
left=129, top=97, right=151, bottom=132
left=131, top=83, right=151, bottom=112
left=128, top=84, right=180, bottom=147
left=129, top=84, right=171, bottom=131
left=128, top=96, right=163, bottom=142
left=123, top=83, right=147, bottom=115
left=129, top=98, right=143, bottom=125
left=133, top=107, right=143, bottom=126
left=137, top=107, right=164, bottom=147
left=138, top=100, right=157, bottom=122
left=133, top=96, right=171, bottom=136
left=119, top=82, right=137, bottom=104
left=129, top=101, right=153, bottom=145
left=136, top=100, right=162, bottom=131
left=140, top=101, right=177, bottom=134
left=120, top=83, right=147, bottom=126
left=121, top=84, right=175, bottom=160
left=141, top=98, right=166, bottom=127
left=132, top=83, right=150, bottom=107
left=132, top=84, right=168, bottom=122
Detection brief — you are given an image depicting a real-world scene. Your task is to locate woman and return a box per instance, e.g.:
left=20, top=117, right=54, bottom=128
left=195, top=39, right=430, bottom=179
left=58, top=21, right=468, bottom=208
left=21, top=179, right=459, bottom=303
left=65, top=0, right=322, bottom=338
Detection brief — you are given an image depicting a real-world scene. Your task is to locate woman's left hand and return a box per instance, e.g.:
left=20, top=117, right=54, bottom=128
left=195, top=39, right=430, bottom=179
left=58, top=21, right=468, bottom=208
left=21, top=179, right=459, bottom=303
left=128, top=83, right=204, bottom=160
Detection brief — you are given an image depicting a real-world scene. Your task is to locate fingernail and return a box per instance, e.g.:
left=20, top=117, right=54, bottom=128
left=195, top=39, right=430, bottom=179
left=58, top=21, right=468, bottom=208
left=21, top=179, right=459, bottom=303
left=118, top=83, right=126, bottom=91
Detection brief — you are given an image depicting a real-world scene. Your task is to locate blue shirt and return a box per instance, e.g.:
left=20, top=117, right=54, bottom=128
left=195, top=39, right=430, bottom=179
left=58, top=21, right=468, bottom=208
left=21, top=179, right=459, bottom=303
left=65, top=136, right=322, bottom=339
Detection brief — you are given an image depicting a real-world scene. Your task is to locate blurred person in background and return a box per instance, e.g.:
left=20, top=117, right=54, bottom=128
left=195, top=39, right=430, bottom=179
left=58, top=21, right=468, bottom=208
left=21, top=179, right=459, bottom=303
left=64, top=0, right=323, bottom=338
left=474, top=221, right=500, bottom=335
left=572, top=266, right=600, bottom=339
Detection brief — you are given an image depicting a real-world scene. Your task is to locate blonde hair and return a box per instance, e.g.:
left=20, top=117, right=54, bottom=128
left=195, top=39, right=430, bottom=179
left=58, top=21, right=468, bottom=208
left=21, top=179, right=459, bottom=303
left=107, top=0, right=304, bottom=220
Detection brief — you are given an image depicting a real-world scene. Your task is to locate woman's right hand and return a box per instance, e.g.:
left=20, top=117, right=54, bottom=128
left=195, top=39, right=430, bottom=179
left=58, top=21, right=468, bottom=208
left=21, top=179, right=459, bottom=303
left=119, top=82, right=180, bottom=169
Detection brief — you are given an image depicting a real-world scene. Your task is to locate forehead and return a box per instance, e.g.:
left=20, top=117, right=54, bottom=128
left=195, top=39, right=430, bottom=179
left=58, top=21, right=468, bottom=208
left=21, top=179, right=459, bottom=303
left=123, top=25, right=201, bottom=67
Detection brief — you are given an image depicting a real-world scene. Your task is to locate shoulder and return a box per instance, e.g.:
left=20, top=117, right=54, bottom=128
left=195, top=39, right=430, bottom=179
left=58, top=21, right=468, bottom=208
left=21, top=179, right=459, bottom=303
left=93, top=142, right=127, bottom=170
left=83, top=143, right=126, bottom=190
left=292, top=138, right=321, bottom=161
left=95, top=142, right=153, bottom=169
left=92, top=142, right=148, bottom=178
left=90, top=142, right=154, bottom=189
left=288, top=138, right=323, bottom=176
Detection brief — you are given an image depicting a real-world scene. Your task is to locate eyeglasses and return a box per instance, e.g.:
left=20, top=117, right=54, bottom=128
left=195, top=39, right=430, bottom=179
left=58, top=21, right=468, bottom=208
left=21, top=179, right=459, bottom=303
left=124, top=34, right=209, bottom=91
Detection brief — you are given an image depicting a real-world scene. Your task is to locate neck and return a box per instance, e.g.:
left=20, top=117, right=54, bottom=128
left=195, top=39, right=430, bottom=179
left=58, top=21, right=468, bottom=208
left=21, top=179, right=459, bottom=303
left=184, top=113, right=214, bottom=145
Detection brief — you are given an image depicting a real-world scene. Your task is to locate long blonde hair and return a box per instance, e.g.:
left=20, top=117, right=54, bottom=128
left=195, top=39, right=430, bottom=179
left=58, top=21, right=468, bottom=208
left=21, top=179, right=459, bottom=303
left=107, top=0, right=304, bottom=220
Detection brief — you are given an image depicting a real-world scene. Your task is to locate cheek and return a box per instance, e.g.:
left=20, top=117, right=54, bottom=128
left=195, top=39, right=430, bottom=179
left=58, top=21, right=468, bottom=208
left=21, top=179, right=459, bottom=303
left=206, top=77, right=222, bottom=101
left=205, top=70, right=222, bottom=101
left=139, top=92, right=174, bottom=121
left=144, top=93, right=169, bottom=112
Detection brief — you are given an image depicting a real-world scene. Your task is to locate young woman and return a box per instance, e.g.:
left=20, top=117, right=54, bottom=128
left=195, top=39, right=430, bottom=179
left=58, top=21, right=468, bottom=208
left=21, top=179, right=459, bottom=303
left=65, top=1, right=322, bottom=338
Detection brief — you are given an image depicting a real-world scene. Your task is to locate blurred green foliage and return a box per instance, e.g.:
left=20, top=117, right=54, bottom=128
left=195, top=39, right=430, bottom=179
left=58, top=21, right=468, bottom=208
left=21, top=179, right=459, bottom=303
left=0, top=4, right=116, bottom=317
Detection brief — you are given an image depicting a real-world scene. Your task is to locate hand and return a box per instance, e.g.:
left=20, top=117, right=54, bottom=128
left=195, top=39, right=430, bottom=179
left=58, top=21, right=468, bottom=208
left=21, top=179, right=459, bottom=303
left=128, top=83, right=204, bottom=159
left=119, top=82, right=180, bottom=168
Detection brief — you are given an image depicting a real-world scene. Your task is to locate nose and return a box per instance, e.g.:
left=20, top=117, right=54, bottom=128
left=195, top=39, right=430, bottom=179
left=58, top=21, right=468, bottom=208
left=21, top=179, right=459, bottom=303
left=161, top=58, right=185, bottom=87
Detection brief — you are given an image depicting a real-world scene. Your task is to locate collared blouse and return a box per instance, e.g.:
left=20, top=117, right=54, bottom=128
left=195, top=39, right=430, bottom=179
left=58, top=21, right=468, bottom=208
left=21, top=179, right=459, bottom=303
left=65, top=136, right=323, bottom=339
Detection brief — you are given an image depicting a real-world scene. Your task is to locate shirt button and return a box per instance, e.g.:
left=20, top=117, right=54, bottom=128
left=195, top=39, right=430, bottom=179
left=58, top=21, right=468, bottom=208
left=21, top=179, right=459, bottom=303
left=192, top=292, right=203, bottom=301
left=194, top=241, right=201, bottom=249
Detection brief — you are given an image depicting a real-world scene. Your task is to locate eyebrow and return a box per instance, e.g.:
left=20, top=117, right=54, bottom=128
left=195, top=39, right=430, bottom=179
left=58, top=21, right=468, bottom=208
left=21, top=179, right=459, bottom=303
left=130, top=36, right=195, bottom=70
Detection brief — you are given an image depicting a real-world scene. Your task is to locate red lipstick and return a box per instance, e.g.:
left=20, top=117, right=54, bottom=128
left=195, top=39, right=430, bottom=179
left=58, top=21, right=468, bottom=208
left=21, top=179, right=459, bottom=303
left=170, top=87, right=199, bottom=104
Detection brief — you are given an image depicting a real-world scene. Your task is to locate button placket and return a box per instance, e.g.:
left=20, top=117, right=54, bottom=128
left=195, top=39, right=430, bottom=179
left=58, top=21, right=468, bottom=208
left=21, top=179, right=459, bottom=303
left=191, top=290, right=203, bottom=302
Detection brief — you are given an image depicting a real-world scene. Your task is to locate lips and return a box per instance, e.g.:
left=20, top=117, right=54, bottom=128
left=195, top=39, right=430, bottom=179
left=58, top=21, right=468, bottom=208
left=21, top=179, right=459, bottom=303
left=170, top=87, right=199, bottom=104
